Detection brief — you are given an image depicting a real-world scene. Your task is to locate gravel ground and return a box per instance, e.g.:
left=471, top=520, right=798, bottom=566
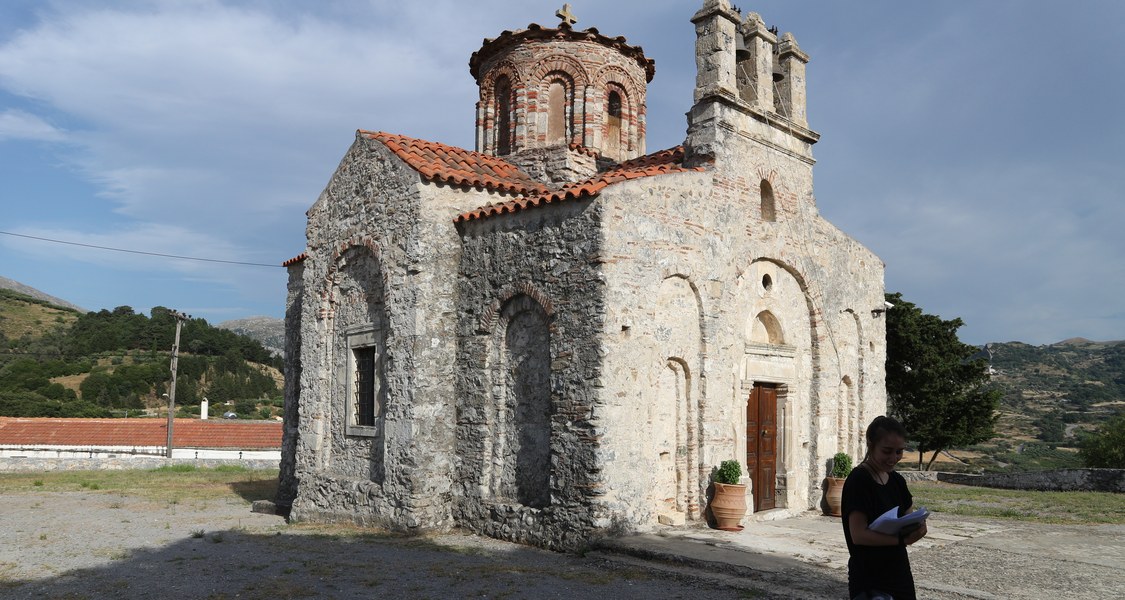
left=1, top=488, right=1122, bottom=599
left=908, top=517, right=1125, bottom=600
left=0, top=490, right=751, bottom=599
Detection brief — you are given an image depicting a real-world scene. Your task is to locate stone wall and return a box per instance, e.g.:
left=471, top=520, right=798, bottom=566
left=453, top=198, right=606, bottom=551
left=592, top=86, right=886, bottom=524
left=283, top=2, right=888, bottom=551
left=277, top=260, right=304, bottom=508
left=288, top=136, right=485, bottom=532
left=937, top=469, right=1125, bottom=493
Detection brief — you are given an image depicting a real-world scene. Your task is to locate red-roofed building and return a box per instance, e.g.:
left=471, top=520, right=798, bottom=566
left=280, top=2, right=887, bottom=551
left=0, top=417, right=281, bottom=460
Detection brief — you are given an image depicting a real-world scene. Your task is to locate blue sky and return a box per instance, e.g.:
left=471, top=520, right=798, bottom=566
left=1, top=0, right=1122, bottom=345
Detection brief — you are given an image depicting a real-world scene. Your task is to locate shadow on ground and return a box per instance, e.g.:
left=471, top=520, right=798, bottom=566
left=1, top=526, right=802, bottom=600
left=228, top=477, right=277, bottom=503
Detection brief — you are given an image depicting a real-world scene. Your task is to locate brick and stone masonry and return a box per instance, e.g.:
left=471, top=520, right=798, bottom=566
left=279, top=0, right=887, bottom=550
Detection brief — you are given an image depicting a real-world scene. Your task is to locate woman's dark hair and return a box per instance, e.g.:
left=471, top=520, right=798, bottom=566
left=865, top=415, right=907, bottom=451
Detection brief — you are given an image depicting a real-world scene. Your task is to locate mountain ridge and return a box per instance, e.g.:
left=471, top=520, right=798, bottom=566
left=216, top=316, right=284, bottom=357
left=0, top=276, right=86, bottom=312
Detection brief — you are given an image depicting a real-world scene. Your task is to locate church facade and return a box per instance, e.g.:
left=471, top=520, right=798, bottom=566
left=279, top=0, right=887, bottom=550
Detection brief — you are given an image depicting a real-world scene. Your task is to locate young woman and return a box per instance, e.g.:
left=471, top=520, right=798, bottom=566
left=841, top=416, right=928, bottom=600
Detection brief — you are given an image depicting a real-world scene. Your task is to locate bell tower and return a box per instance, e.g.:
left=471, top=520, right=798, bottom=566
left=469, top=5, right=654, bottom=182
left=686, top=0, right=817, bottom=167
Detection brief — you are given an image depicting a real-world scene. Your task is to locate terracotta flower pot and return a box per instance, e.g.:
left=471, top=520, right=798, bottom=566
left=824, top=477, right=845, bottom=517
left=710, top=482, right=747, bottom=531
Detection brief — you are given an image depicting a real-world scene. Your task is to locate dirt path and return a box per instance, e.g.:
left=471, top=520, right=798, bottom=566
left=0, top=490, right=749, bottom=599
left=2, top=487, right=1122, bottom=599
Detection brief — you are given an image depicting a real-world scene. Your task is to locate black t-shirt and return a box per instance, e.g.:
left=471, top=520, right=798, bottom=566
left=840, top=465, right=916, bottom=600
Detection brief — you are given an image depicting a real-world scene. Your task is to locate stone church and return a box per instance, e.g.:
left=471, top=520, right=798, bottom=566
left=278, top=0, right=887, bottom=550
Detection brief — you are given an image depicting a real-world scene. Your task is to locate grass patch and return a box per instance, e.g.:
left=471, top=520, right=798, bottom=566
left=911, top=481, right=1125, bottom=524
left=152, top=464, right=198, bottom=473
left=0, top=468, right=279, bottom=503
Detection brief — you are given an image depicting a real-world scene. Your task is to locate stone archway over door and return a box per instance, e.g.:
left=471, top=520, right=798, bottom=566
left=747, top=383, right=778, bottom=512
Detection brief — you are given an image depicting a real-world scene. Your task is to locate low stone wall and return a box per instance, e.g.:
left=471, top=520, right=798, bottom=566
left=0, top=455, right=279, bottom=472
left=897, top=470, right=938, bottom=483
left=936, top=469, right=1125, bottom=493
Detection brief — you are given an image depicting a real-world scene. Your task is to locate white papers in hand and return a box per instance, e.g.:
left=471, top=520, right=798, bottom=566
left=868, top=505, right=929, bottom=535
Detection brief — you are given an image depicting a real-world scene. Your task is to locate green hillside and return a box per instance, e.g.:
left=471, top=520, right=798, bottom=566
left=0, top=290, right=283, bottom=419
left=0, top=288, right=81, bottom=345
left=938, top=339, right=1125, bottom=472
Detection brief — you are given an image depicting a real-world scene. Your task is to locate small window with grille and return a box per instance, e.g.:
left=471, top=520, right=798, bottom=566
left=353, top=346, right=378, bottom=427
left=345, top=326, right=384, bottom=437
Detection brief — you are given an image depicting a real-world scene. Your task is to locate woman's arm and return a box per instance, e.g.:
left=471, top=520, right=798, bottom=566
left=847, top=511, right=928, bottom=546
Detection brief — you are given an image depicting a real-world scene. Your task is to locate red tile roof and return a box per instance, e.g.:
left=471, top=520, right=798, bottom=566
left=287, top=133, right=705, bottom=248
left=361, top=130, right=549, bottom=197
left=455, top=146, right=704, bottom=223
left=282, top=252, right=307, bottom=267
left=0, top=418, right=282, bottom=450
left=469, top=23, right=655, bottom=83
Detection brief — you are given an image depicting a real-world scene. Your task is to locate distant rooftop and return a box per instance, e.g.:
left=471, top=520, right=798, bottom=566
left=0, top=417, right=282, bottom=450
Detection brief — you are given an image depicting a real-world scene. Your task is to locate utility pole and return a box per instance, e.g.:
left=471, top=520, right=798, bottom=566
left=166, top=310, right=190, bottom=458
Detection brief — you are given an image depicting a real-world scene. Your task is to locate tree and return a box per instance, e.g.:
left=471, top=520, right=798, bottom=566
left=1079, top=414, right=1125, bottom=468
left=1034, top=409, right=1066, bottom=444
left=884, top=292, right=1001, bottom=470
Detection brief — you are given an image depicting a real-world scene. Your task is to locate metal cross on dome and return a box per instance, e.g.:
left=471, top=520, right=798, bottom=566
left=556, top=3, right=578, bottom=26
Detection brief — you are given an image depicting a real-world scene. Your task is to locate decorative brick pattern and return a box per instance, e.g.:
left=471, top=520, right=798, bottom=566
left=472, top=23, right=651, bottom=162
left=478, top=281, right=557, bottom=334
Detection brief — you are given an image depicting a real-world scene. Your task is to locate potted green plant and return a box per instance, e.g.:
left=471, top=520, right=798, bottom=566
left=709, top=460, right=747, bottom=531
left=824, top=452, right=852, bottom=517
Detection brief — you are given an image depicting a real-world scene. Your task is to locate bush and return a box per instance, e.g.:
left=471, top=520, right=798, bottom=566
left=831, top=452, right=853, bottom=478
left=1079, top=415, right=1125, bottom=468
left=713, top=460, right=742, bottom=485
left=234, top=399, right=256, bottom=416
left=993, top=443, right=1084, bottom=472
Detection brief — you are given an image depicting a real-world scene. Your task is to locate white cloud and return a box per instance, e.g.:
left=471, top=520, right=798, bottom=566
left=0, top=108, right=64, bottom=141
left=0, top=0, right=1122, bottom=342
left=0, top=1, right=471, bottom=227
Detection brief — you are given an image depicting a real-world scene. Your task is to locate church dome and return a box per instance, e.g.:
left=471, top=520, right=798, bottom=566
left=470, top=9, right=654, bottom=164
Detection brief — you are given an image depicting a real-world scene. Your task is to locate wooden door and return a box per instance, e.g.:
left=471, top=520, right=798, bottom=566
left=746, top=384, right=778, bottom=512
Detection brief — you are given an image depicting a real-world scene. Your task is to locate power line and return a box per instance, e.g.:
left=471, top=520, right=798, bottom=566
left=0, top=230, right=283, bottom=268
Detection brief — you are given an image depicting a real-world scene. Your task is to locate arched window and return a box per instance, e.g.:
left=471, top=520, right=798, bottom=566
left=547, top=81, right=567, bottom=145
left=495, top=76, right=513, bottom=155
left=606, top=90, right=623, bottom=158
left=760, top=180, right=776, bottom=222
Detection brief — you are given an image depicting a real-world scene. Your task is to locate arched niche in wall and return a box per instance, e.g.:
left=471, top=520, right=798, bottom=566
left=484, top=294, right=552, bottom=509
left=328, top=242, right=388, bottom=483
left=751, top=310, right=785, bottom=345
left=650, top=274, right=705, bottom=521
left=760, top=180, right=777, bottom=222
